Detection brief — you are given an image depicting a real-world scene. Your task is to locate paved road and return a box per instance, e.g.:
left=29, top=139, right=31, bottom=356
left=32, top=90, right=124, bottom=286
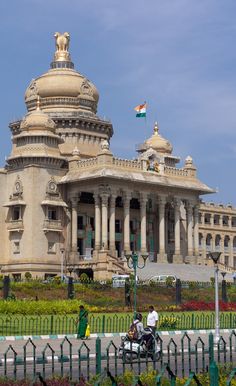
left=1, top=330, right=236, bottom=380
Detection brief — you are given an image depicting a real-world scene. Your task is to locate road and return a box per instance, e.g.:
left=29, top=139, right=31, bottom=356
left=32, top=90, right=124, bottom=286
left=0, top=330, right=236, bottom=381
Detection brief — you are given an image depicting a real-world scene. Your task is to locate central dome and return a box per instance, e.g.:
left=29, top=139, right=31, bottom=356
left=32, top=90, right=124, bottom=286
left=25, top=32, right=99, bottom=115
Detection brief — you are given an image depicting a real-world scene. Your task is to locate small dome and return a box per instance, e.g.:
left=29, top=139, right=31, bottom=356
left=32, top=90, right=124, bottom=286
left=20, top=99, right=56, bottom=132
left=24, top=32, right=99, bottom=114
left=145, top=122, right=173, bottom=154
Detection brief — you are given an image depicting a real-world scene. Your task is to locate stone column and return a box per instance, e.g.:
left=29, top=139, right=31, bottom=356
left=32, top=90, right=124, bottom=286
left=123, top=192, right=131, bottom=253
left=101, top=193, right=109, bottom=250
left=109, top=194, right=116, bottom=252
left=229, top=236, right=234, bottom=267
left=94, top=193, right=101, bottom=250
left=210, top=214, right=214, bottom=227
left=71, top=197, right=78, bottom=253
left=157, top=195, right=168, bottom=263
left=140, top=193, right=148, bottom=253
left=193, top=205, right=200, bottom=260
left=173, top=198, right=183, bottom=263
left=186, top=201, right=193, bottom=259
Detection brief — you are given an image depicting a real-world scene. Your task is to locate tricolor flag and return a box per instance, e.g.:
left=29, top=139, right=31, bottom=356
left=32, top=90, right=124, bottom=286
left=134, top=102, right=147, bottom=118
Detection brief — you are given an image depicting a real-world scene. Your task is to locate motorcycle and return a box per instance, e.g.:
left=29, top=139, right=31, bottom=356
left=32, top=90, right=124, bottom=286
left=118, top=327, right=161, bottom=362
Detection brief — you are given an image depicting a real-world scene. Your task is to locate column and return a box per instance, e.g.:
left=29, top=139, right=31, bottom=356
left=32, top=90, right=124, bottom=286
left=140, top=193, right=148, bottom=253
left=173, top=198, right=182, bottom=263
left=157, top=195, right=167, bottom=262
left=101, top=193, right=109, bottom=250
left=71, top=196, right=78, bottom=253
left=109, top=194, right=116, bottom=252
left=123, top=192, right=131, bottom=252
left=210, top=214, right=214, bottom=227
left=94, top=193, right=101, bottom=250
left=193, top=205, right=199, bottom=257
left=229, top=236, right=234, bottom=267
left=186, top=201, right=193, bottom=257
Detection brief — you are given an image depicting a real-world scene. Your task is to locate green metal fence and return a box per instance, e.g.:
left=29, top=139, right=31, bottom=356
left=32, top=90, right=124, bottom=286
left=0, top=312, right=236, bottom=336
left=1, top=331, right=236, bottom=383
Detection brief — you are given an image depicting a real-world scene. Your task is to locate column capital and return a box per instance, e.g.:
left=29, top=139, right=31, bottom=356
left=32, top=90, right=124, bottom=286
left=101, top=193, right=109, bottom=205
left=110, top=194, right=116, bottom=208
left=93, top=192, right=100, bottom=206
left=174, top=197, right=181, bottom=209
left=158, top=195, right=166, bottom=207
left=70, top=196, right=79, bottom=208
left=123, top=191, right=132, bottom=207
left=140, top=192, right=148, bottom=205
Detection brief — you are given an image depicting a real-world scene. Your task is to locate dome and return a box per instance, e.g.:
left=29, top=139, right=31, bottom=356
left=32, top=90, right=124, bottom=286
left=24, top=32, right=99, bottom=114
left=145, top=122, right=173, bottom=154
left=20, top=99, right=56, bottom=132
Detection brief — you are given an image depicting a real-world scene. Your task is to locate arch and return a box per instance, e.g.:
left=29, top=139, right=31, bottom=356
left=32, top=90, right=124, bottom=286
left=206, top=234, right=212, bottom=246
left=224, top=235, right=230, bottom=247
left=215, top=234, right=221, bottom=247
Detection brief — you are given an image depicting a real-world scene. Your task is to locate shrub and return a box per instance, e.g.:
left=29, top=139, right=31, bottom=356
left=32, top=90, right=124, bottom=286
left=24, top=272, right=32, bottom=281
left=80, top=273, right=89, bottom=283
left=165, top=276, right=174, bottom=287
left=159, top=316, right=178, bottom=329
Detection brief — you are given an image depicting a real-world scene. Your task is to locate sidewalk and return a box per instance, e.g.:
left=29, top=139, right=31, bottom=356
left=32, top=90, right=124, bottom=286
left=0, top=328, right=233, bottom=341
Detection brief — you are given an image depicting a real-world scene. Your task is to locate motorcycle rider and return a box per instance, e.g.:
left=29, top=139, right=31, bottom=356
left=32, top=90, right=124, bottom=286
left=132, top=312, right=145, bottom=341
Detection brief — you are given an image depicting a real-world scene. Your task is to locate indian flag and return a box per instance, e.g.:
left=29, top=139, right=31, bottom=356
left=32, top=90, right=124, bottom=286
left=134, top=102, right=147, bottom=118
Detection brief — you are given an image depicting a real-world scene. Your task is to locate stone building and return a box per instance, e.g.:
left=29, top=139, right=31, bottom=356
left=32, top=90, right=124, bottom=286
left=0, top=32, right=235, bottom=280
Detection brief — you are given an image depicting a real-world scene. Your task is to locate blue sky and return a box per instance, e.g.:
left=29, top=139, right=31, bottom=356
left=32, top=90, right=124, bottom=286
left=0, top=0, right=236, bottom=205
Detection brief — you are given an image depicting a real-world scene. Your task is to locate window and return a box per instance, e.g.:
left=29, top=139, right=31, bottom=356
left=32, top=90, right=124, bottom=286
left=77, top=216, right=84, bottom=230
left=48, top=242, right=56, bottom=253
left=13, top=241, right=20, bottom=254
left=12, top=206, right=21, bottom=221
left=48, top=207, right=57, bottom=220
left=90, top=217, right=95, bottom=231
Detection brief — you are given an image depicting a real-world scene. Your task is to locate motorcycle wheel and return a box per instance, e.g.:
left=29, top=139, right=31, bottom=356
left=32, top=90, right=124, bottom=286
left=151, top=352, right=161, bottom=361
left=125, top=352, right=137, bottom=362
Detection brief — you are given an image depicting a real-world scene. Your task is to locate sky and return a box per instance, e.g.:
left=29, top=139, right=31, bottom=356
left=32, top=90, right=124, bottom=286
left=0, top=0, right=236, bottom=205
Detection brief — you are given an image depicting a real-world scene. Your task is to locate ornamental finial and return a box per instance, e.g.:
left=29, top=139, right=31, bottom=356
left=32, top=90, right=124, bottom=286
left=154, top=122, right=159, bottom=135
left=53, top=32, right=71, bottom=62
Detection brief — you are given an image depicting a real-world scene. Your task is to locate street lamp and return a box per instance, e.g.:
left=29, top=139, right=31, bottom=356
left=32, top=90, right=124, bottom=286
left=125, top=252, right=148, bottom=317
left=208, top=251, right=221, bottom=344
left=67, top=265, right=74, bottom=277
left=60, top=248, right=65, bottom=282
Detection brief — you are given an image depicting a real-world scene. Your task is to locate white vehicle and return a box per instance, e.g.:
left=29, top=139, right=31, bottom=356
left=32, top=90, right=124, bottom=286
left=148, top=274, right=177, bottom=284
left=118, top=327, right=161, bottom=362
left=112, top=274, right=130, bottom=288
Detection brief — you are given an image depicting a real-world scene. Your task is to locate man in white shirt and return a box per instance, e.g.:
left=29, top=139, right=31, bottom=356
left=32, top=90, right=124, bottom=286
left=147, top=305, right=158, bottom=334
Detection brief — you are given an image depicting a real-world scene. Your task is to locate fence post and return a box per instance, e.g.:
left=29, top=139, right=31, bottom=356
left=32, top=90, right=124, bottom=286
left=209, top=332, right=214, bottom=363
left=96, top=337, right=102, bottom=375
left=102, top=314, right=105, bottom=334
left=209, top=332, right=219, bottom=386
left=50, top=315, right=54, bottom=335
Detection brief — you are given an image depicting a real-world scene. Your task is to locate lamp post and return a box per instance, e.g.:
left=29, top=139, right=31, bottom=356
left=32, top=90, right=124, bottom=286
left=208, top=251, right=221, bottom=344
left=60, top=248, right=65, bottom=282
left=125, top=252, right=148, bottom=317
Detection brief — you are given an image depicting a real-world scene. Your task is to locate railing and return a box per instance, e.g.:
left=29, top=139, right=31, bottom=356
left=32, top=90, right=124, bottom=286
left=164, top=166, right=189, bottom=177
left=42, top=219, right=63, bottom=231
left=0, top=312, right=236, bottom=336
left=112, top=157, right=142, bottom=169
left=77, top=158, right=98, bottom=168
left=7, top=220, right=24, bottom=231
left=1, top=332, right=236, bottom=382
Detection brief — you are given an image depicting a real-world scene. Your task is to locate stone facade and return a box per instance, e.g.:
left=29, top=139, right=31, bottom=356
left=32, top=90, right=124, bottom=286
left=0, top=33, right=235, bottom=280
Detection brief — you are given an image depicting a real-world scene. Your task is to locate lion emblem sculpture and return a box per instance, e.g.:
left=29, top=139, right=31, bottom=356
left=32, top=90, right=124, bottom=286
left=54, top=32, right=70, bottom=52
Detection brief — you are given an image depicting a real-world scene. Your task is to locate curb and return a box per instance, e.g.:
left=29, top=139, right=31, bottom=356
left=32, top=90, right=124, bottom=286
left=0, top=328, right=234, bottom=341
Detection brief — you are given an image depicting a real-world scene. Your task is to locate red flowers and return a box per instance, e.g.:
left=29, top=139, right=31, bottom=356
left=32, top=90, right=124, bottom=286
left=180, top=300, right=236, bottom=311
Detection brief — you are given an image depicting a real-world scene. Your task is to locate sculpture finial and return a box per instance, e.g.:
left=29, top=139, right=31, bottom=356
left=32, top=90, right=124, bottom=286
left=154, top=122, right=159, bottom=134
left=53, top=32, right=71, bottom=62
